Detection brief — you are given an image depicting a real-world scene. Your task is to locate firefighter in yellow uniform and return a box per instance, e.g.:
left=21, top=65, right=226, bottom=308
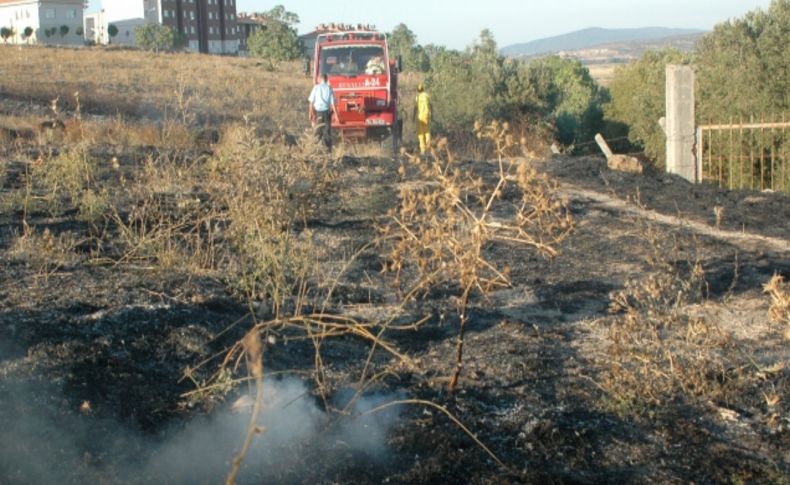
left=414, top=84, right=432, bottom=154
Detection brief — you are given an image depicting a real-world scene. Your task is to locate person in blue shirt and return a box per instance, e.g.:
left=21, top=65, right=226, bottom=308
left=308, top=73, right=341, bottom=150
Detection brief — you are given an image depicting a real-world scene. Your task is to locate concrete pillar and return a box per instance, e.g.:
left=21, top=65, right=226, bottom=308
left=665, top=65, right=697, bottom=183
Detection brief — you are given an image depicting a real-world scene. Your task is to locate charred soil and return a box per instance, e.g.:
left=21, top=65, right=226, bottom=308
left=1, top=95, right=789, bottom=484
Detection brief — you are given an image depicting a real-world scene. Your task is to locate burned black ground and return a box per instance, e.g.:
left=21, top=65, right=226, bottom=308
left=1, top=113, right=789, bottom=483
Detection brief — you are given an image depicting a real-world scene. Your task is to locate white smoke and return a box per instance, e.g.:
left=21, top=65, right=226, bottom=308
left=0, top=377, right=401, bottom=484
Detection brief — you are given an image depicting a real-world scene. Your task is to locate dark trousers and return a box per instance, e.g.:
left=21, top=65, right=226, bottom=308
left=315, top=110, right=332, bottom=150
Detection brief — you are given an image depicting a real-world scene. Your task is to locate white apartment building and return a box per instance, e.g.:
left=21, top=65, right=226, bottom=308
left=0, top=0, right=86, bottom=45
left=89, top=0, right=149, bottom=47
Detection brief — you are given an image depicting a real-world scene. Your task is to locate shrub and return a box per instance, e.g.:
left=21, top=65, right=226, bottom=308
left=247, top=21, right=302, bottom=68
left=107, top=24, right=119, bottom=43
left=1, top=27, right=14, bottom=43
left=134, top=23, right=184, bottom=52
left=381, top=122, right=573, bottom=391
left=526, top=55, right=606, bottom=148
left=425, top=31, right=604, bottom=150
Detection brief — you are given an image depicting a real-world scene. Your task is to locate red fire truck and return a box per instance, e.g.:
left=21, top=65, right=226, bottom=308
left=312, top=27, right=401, bottom=153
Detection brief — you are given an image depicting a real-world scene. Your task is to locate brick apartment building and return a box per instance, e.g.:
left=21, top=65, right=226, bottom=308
left=236, top=12, right=265, bottom=54
left=100, top=0, right=240, bottom=54
left=0, top=0, right=86, bottom=46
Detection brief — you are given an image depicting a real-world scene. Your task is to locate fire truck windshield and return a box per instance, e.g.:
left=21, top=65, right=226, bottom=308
left=320, top=44, right=387, bottom=77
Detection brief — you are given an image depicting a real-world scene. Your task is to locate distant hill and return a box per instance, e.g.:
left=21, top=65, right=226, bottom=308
left=501, top=27, right=705, bottom=58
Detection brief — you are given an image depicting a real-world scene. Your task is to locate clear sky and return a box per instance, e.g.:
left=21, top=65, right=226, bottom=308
left=88, top=0, right=774, bottom=49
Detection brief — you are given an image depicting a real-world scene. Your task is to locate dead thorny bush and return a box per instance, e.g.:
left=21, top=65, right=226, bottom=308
left=602, top=216, right=728, bottom=415
left=601, top=216, right=787, bottom=420
left=380, top=120, right=574, bottom=392
left=764, top=274, right=790, bottom=341
left=185, top=123, right=421, bottom=400
left=608, top=218, right=708, bottom=316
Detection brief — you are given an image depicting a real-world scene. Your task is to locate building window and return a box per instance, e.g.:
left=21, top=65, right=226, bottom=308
left=44, top=8, right=55, bottom=19
left=191, top=26, right=195, bottom=34
left=190, top=12, right=195, bottom=20
left=66, top=9, right=77, bottom=19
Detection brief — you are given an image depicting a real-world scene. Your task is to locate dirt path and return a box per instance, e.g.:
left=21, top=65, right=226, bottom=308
left=562, top=184, right=790, bottom=254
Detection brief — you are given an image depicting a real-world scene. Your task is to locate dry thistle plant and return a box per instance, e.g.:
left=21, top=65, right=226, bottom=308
left=381, top=120, right=573, bottom=392
left=602, top=218, right=739, bottom=415
left=609, top=220, right=708, bottom=317
left=764, top=274, right=790, bottom=341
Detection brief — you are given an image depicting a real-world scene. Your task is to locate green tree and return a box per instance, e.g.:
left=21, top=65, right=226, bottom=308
left=389, top=23, right=416, bottom=60
left=59, top=25, right=69, bottom=37
left=1, top=27, right=14, bottom=43
left=605, top=49, right=690, bottom=165
left=605, top=0, right=789, bottom=168
left=425, top=30, right=542, bottom=134
left=387, top=24, right=431, bottom=72
left=134, top=23, right=183, bottom=52
left=695, top=0, right=790, bottom=119
left=107, top=24, right=119, bottom=44
left=23, top=26, right=34, bottom=41
left=526, top=55, right=605, bottom=147
left=247, top=6, right=302, bottom=68
left=262, top=4, right=299, bottom=26
left=407, top=45, right=431, bottom=72
left=75, top=26, right=84, bottom=37
left=426, top=46, right=487, bottom=132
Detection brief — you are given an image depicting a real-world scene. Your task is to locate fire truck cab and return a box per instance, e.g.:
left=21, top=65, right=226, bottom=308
left=313, top=27, right=401, bottom=152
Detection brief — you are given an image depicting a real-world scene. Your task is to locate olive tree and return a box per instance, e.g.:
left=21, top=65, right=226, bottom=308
left=247, top=5, right=303, bottom=69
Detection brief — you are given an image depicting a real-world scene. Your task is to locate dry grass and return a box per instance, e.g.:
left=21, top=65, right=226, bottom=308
left=0, top=45, right=311, bottom=131
left=586, top=63, right=618, bottom=88
left=9, top=227, right=84, bottom=283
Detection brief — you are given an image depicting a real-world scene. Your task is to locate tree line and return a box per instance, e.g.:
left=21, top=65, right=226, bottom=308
left=604, top=0, right=789, bottom=166
left=385, top=0, right=789, bottom=165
